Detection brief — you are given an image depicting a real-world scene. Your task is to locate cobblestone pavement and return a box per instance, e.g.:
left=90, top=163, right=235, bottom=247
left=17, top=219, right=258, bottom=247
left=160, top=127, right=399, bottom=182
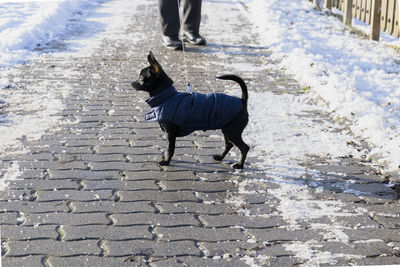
left=1, top=1, right=399, bottom=266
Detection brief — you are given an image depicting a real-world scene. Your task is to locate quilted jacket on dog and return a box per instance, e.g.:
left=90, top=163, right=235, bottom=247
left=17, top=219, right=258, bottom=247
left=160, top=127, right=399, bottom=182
left=145, top=86, right=244, bottom=137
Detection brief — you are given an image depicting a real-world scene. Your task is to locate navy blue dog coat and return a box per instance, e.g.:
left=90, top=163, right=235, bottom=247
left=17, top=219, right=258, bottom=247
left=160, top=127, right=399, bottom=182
left=145, top=86, right=244, bottom=137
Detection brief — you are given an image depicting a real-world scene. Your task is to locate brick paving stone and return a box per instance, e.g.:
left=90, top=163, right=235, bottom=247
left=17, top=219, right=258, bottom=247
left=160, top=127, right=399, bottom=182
left=70, top=201, right=154, bottom=213
left=373, top=215, right=400, bottom=228
left=159, top=180, right=235, bottom=192
left=31, top=145, right=94, bottom=155
left=18, top=160, right=88, bottom=171
left=195, top=191, right=231, bottom=203
left=111, top=213, right=199, bottom=227
left=118, top=190, right=198, bottom=203
left=196, top=172, right=240, bottom=182
left=73, top=153, right=127, bottom=163
left=0, top=212, right=23, bottom=225
left=88, top=161, right=160, bottom=172
left=0, top=200, right=69, bottom=213
left=368, top=203, right=400, bottom=214
left=49, top=169, right=122, bottom=180
left=267, top=256, right=304, bottom=266
left=242, top=203, right=278, bottom=215
left=61, top=225, right=152, bottom=240
left=64, top=139, right=129, bottom=147
left=8, top=179, right=79, bottom=190
left=0, top=225, right=58, bottom=240
left=124, top=170, right=199, bottom=181
left=199, top=242, right=296, bottom=258
left=150, top=256, right=246, bottom=267
left=92, top=146, right=159, bottom=155
left=0, top=190, right=35, bottom=201
left=330, top=215, right=379, bottom=229
left=103, top=240, right=201, bottom=257
left=2, top=256, right=45, bottom=267
left=345, top=229, right=400, bottom=242
left=247, top=228, right=324, bottom=242
left=199, top=215, right=286, bottom=228
left=154, top=226, right=248, bottom=242
left=82, top=180, right=158, bottom=191
left=5, top=240, right=101, bottom=257
left=156, top=202, right=235, bottom=215
left=353, top=256, right=400, bottom=266
left=23, top=212, right=110, bottom=226
left=351, top=241, right=399, bottom=257
left=47, top=256, right=129, bottom=267
left=36, top=189, right=113, bottom=201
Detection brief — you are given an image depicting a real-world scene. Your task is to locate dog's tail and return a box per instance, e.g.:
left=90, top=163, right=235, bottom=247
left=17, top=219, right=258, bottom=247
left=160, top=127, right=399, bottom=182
left=217, top=74, right=248, bottom=105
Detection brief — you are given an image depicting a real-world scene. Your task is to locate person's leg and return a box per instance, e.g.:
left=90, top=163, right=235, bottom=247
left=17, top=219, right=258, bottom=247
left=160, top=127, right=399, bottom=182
left=158, top=0, right=183, bottom=49
left=158, top=0, right=180, bottom=37
left=181, top=0, right=206, bottom=45
left=182, top=0, right=202, bottom=34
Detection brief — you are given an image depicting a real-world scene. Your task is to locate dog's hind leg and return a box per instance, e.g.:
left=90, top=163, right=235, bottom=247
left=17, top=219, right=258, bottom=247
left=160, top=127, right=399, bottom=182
left=222, top=130, right=249, bottom=169
left=231, top=136, right=249, bottom=169
left=213, top=135, right=234, bottom=161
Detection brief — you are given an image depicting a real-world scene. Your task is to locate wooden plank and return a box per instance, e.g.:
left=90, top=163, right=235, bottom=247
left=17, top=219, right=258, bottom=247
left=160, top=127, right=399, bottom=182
left=381, top=0, right=388, bottom=31
left=366, top=0, right=373, bottom=24
left=370, top=0, right=382, bottom=40
left=326, top=0, right=333, bottom=9
left=352, top=0, right=357, bottom=16
left=395, top=0, right=400, bottom=37
left=357, top=0, right=363, bottom=19
left=344, top=0, right=354, bottom=25
left=334, top=0, right=339, bottom=9
left=387, top=0, right=396, bottom=34
left=339, top=0, right=344, bottom=9
left=361, top=0, right=367, bottom=22
left=335, top=0, right=340, bottom=9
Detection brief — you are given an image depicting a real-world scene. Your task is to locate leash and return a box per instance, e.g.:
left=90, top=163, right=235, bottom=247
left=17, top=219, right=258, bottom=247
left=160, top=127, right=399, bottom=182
left=177, top=0, right=192, bottom=93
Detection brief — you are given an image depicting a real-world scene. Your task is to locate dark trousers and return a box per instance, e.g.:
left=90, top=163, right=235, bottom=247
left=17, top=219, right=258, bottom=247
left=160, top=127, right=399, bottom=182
left=158, top=0, right=202, bottom=37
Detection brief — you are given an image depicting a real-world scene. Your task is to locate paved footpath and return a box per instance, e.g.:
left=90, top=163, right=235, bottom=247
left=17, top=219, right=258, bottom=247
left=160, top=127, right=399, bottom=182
left=1, top=1, right=399, bottom=266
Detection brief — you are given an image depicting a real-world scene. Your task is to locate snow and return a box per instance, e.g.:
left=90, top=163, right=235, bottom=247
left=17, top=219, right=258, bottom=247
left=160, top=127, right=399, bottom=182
left=0, top=0, right=90, bottom=68
left=0, top=0, right=92, bottom=157
left=0, top=162, right=21, bottom=190
left=247, top=0, right=400, bottom=175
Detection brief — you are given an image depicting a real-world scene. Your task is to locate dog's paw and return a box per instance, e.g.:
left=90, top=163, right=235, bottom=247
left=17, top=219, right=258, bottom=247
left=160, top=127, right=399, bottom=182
left=158, top=160, right=170, bottom=166
left=232, top=163, right=244, bottom=169
left=213, top=155, right=224, bottom=161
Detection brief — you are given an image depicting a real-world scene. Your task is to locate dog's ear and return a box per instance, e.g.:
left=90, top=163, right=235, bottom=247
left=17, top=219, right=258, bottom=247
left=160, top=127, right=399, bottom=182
left=148, top=51, right=160, bottom=75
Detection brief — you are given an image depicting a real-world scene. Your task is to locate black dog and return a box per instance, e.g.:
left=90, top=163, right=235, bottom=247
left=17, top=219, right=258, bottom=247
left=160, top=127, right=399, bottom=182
left=132, top=51, right=249, bottom=169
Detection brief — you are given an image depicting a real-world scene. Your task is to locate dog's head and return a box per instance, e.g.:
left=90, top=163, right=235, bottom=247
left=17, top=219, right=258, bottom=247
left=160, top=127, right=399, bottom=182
left=131, top=51, right=173, bottom=95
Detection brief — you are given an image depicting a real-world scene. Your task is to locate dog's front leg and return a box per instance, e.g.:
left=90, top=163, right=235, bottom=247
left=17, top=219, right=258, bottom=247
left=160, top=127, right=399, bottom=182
left=159, top=123, right=178, bottom=166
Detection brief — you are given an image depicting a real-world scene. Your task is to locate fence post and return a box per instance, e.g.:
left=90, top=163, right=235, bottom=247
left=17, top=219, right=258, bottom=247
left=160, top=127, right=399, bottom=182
left=326, top=0, right=333, bottom=9
left=344, top=0, right=353, bottom=25
left=395, top=0, right=400, bottom=37
left=370, top=0, right=382, bottom=40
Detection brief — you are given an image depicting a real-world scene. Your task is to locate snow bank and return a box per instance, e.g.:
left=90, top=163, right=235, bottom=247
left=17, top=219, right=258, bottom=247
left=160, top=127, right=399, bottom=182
left=247, top=0, right=400, bottom=175
left=0, top=0, right=90, bottom=68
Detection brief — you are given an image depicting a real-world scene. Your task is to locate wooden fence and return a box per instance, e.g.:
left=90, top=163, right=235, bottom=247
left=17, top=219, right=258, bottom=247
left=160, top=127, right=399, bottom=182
left=311, top=0, right=399, bottom=40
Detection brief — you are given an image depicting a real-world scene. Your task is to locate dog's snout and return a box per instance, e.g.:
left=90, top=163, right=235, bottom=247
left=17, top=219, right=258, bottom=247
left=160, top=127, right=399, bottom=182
left=131, top=81, right=142, bottom=90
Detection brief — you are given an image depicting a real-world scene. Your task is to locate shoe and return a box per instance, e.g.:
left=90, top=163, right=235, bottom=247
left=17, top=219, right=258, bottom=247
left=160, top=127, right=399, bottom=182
left=161, top=35, right=183, bottom=50
left=181, top=32, right=206, bottom=45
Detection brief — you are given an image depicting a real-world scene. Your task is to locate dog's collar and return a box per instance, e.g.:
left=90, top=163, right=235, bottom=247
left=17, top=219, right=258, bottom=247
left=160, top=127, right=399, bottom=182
left=146, top=86, right=178, bottom=107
